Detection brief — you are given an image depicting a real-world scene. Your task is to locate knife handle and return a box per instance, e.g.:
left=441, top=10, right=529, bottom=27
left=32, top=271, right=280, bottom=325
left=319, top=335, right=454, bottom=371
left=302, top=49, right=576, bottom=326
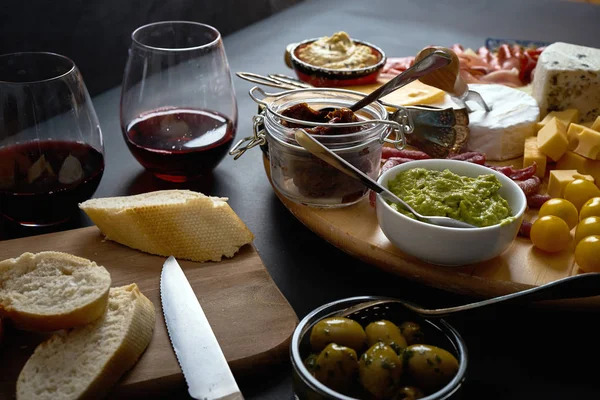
left=415, top=46, right=467, bottom=98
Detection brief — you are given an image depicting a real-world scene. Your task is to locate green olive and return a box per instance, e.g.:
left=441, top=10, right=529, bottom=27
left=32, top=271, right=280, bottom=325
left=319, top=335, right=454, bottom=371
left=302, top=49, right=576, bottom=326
left=310, top=317, right=366, bottom=352
left=303, top=353, right=319, bottom=376
left=365, top=319, right=408, bottom=354
left=314, top=343, right=358, bottom=394
left=399, top=321, right=425, bottom=345
left=404, top=344, right=459, bottom=390
left=394, top=386, right=425, bottom=400
left=359, top=342, right=403, bottom=399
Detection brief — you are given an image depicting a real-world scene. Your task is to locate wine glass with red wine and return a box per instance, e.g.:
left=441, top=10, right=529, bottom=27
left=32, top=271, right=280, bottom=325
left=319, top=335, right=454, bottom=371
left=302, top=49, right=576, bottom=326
left=120, top=21, right=238, bottom=182
left=0, top=52, right=104, bottom=227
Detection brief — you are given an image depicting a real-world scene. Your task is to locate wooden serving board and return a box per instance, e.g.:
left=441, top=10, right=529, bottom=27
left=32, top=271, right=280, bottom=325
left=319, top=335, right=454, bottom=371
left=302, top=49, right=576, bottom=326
left=262, top=155, right=600, bottom=310
left=0, top=226, right=299, bottom=399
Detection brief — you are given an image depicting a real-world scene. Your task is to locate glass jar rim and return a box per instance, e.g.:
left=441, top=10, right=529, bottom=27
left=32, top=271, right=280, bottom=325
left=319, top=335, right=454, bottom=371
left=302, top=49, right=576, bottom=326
left=262, top=87, right=395, bottom=148
left=131, top=21, right=221, bottom=52
left=0, top=52, right=76, bottom=85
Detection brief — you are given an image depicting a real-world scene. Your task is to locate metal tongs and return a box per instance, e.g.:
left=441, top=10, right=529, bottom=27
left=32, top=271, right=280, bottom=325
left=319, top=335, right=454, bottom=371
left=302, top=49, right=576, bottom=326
left=235, top=72, right=312, bottom=90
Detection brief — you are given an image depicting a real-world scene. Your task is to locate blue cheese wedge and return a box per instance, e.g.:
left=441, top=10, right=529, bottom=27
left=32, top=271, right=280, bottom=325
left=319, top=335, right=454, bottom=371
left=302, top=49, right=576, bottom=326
left=532, top=42, right=600, bottom=123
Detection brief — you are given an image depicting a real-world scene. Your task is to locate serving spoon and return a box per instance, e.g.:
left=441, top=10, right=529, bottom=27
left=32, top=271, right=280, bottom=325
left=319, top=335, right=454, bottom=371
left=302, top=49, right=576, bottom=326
left=294, top=129, right=476, bottom=228
left=336, top=273, right=600, bottom=319
left=415, top=46, right=492, bottom=112
left=317, top=49, right=453, bottom=116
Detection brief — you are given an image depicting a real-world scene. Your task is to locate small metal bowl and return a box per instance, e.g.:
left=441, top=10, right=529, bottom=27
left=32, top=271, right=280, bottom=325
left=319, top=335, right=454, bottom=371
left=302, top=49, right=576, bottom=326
left=285, top=37, right=386, bottom=87
left=290, top=296, right=468, bottom=400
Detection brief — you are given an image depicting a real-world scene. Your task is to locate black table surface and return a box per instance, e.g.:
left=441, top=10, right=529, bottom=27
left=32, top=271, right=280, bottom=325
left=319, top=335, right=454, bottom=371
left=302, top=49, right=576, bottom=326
left=3, top=0, right=600, bottom=399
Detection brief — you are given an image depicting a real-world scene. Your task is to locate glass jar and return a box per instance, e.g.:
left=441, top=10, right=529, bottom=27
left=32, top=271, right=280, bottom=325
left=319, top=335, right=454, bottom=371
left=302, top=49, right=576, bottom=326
left=232, top=87, right=406, bottom=208
left=290, top=296, right=468, bottom=400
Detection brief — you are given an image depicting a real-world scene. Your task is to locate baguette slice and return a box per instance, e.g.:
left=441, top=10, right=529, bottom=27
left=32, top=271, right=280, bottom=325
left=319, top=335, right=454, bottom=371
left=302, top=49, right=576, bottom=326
left=17, top=283, right=156, bottom=400
left=79, top=190, right=255, bottom=262
left=0, top=252, right=111, bottom=332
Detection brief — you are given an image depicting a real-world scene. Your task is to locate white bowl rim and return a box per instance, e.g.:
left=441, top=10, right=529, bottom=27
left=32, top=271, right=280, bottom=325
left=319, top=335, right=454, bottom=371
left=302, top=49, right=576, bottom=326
left=376, top=159, right=528, bottom=232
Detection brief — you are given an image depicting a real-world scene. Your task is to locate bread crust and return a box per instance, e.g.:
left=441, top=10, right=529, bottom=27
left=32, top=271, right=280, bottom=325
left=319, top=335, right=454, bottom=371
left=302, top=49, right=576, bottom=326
left=80, top=190, right=255, bottom=262
left=16, top=284, right=156, bottom=400
left=0, top=251, right=111, bottom=332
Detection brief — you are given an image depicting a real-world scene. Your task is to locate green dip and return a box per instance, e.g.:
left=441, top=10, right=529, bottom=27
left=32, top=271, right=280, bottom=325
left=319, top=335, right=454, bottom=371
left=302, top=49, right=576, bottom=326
left=387, top=168, right=515, bottom=228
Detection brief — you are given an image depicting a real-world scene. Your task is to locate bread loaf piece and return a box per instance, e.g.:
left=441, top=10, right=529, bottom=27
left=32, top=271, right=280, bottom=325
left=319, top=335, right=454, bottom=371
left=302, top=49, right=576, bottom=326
left=0, top=252, right=111, bottom=332
left=16, top=283, right=155, bottom=400
left=79, top=190, right=255, bottom=262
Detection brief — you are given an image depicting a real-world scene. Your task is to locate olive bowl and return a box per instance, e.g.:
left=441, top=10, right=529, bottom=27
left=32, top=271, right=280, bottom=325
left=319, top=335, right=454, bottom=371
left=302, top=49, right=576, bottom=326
left=284, top=37, right=386, bottom=87
left=290, top=296, right=468, bottom=400
left=376, top=159, right=527, bottom=266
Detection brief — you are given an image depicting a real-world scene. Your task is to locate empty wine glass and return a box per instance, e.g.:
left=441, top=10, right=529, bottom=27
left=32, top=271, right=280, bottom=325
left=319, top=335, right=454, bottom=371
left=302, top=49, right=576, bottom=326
left=0, top=52, right=104, bottom=227
left=120, top=21, right=238, bottom=182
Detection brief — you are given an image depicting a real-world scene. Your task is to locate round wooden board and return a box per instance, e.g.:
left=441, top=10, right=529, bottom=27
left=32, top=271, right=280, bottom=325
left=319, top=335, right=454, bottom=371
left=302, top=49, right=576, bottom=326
left=262, top=154, right=600, bottom=310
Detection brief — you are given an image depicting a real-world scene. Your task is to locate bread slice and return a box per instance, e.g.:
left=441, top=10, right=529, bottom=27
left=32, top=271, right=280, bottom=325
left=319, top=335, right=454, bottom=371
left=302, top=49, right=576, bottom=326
left=17, top=283, right=156, bottom=400
left=79, top=190, right=255, bottom=262
left=0, top=252, right=111, bottom=332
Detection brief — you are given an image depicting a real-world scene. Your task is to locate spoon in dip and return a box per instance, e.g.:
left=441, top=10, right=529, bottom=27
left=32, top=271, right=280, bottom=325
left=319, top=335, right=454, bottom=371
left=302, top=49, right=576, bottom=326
left=317, top=50, right=453, bottom=116
left=294, top=129, right=476, bottom=229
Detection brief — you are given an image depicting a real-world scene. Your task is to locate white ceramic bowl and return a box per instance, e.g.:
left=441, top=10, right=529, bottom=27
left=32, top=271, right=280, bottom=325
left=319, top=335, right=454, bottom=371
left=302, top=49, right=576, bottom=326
left=376, top=159, right=527, bottom=266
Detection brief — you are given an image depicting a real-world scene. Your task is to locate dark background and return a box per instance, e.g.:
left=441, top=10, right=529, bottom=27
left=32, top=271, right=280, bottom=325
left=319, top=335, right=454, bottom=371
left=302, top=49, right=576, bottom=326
left=0, top=0, right=303, bottom=96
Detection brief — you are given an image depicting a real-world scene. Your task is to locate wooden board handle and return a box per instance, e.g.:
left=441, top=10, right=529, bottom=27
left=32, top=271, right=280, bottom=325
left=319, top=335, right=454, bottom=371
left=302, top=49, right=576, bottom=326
left=415, top=46, right=468, bottom=97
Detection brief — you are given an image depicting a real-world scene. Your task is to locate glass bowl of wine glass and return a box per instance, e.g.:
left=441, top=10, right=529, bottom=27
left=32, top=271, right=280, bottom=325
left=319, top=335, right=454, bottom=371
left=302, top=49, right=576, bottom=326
left=0, top=52, right=104, bottom=227
left=120, top=21, right=238, bottom=182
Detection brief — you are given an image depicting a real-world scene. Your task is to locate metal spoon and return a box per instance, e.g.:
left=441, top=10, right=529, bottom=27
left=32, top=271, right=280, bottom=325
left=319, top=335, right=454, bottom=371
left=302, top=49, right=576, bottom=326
left=318, top=49, right=452, bottom=116
left=294, top=129, right=476, bottom=229
left=336, top=273, right=600, bottom=319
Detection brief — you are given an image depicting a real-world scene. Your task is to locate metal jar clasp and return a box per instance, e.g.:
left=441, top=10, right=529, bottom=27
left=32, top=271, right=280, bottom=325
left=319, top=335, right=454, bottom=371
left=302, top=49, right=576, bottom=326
left=229, top=114, right=267, bottom=160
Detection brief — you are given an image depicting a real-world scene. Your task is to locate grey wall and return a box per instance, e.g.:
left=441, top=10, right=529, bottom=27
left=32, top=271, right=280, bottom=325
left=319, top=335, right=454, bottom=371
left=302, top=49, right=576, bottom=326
left=0, top=0, right=303, bottom=96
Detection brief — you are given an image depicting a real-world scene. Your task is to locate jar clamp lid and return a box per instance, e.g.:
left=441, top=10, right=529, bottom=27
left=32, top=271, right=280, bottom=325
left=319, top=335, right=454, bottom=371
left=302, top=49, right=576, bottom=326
left=229, top=86, right=407, bottom=160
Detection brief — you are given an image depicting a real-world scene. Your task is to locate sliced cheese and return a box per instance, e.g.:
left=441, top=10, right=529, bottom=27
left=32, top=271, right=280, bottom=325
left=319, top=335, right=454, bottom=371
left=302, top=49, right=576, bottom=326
left=547, top=169, right=594, bottom=198
left=523, top=136, right=547, bottom=178
left=537, top=117, right=568, bottom=162
left=557, top=150, right=600, bottom=185
left=535, top=109, right=580, bottom=131
left=532, top=42, right=600, bottom=123
left=465, top=83, right=540, bottom=161
left=572, top=127, right=600, bottom=160
left=346, top=79, right=446, bottom=107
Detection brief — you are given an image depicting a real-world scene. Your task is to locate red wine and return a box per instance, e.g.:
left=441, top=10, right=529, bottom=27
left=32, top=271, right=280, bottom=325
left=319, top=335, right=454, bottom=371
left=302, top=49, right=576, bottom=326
left=124, top=108, right=236, bottom=182
left=0, top=141, right=104, bottom=226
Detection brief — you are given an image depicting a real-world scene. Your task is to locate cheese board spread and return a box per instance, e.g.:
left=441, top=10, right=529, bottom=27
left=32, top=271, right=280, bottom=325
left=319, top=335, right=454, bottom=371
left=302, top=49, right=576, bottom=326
left=239, top=35, right=600, bottom=305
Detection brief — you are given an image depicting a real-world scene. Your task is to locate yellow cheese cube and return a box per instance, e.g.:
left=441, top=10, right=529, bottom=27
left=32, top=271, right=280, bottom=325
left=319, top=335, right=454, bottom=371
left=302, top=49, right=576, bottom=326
left=547, top=169, right=595, bottom=198
left=557, top=151, right=600, bottom=185
left=536, top=109, right=580, bottom=131
left=572, top=127, right=600, bottom=160
left=523, top=136, right=547, bottom=178
left=537, top=117, right=569, bottom=162
left=567, top=123, right=587, bottom=150
left=591, top=116, right=600, bottom=131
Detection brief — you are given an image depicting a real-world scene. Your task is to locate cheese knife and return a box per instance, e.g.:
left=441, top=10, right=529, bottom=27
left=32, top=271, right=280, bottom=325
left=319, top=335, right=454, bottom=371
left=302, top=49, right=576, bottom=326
left=160, top=256, right=244, bottom=400
left=415, top=46, right=492, bottom=112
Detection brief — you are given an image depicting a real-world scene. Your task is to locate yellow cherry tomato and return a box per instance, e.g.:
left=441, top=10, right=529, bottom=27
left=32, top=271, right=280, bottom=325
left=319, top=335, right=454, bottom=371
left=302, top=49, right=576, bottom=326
left=530, top=215, right=572, bottom=253
left=575, top=216, right=600, bottom=244
left=538, top=198, right=579, bottom=230
left=580, top=197, right=600, bottom=220
left=574, top=235, right=600, bottom=272
left=564, top=179, right=600, bottom=211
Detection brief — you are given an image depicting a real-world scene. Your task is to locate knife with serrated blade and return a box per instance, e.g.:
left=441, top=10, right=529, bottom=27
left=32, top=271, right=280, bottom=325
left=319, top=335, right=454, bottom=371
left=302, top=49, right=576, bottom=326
left=160, top=256, right=244, bottom=400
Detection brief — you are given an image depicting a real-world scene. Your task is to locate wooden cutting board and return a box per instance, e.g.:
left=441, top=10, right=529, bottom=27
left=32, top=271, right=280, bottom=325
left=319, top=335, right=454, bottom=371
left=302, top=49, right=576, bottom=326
left=262, top=155, right=600, bottom=310
left=0, top=226, right=299, bottom=399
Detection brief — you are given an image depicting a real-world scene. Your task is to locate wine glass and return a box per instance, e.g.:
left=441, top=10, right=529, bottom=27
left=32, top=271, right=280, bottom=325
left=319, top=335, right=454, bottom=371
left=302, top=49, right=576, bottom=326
left=0, top=52, right=104, bottom=227
left=120, top=21, right=238, bottom=182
